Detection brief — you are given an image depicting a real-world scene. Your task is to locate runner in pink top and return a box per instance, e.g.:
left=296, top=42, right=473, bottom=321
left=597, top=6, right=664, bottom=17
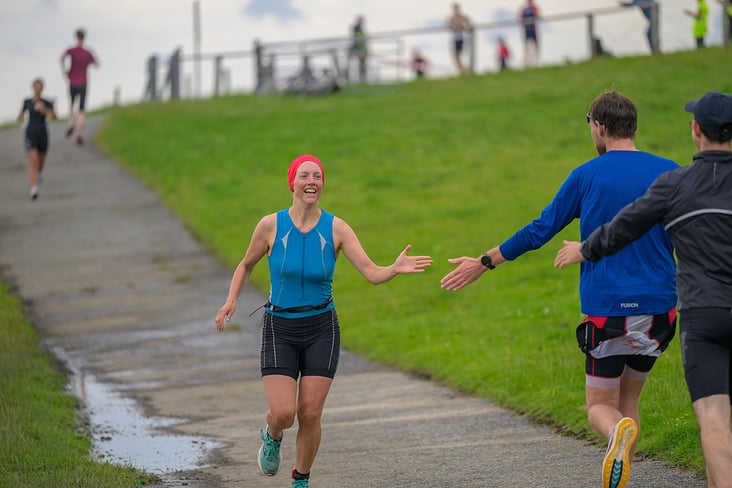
left=60, top=28, right=98, bottom=145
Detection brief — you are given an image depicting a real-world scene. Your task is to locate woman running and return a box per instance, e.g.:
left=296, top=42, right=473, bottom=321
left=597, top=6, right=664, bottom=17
left=214, top=154, right=432, bottom=488
left=17, top=78, right=57, bottom=200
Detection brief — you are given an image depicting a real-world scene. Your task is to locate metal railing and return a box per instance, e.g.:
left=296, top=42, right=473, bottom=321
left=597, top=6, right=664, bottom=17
left=143, top=1, right=729, bottom=101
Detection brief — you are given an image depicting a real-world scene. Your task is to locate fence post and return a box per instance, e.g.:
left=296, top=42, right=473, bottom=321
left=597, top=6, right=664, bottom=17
left=724, top=0, right=730, bottom=48
left=192, top=0, right=202, bottom=97
left=268, top=54, right=276, bottom=92
left=168, top=48, right=181, bottom=99
left=254, top=39, right=263, bottom=93
left=650, top=2, right=660, bottom=54
left=144, top=55, right=158, bottom=101
left=468, top=27, right=476, bottom=74
left=397, top=38, right=404, bottom=82
left=214, top=55, right=222, bottom=97
left=587, top=14, right=596, bottom=58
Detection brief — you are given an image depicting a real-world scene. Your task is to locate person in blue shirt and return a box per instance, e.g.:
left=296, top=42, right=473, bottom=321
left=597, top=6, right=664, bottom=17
left=441, top=91, right=678, bottom=488
left=619, top=0, right=659, bottom=53
left=215, top=154, right=431, bottom=488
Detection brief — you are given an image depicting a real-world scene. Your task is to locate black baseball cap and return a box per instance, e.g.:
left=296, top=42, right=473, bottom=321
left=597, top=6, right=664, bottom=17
left=684, top=91, right=732, bottom=140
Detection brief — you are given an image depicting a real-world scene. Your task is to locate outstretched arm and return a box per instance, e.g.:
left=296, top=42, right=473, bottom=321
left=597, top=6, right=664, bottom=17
left=440, top=246, right=507, bottom=291
left=334, top=217, right=432, bottom=285
left=214, top=214, right=274, bottom=330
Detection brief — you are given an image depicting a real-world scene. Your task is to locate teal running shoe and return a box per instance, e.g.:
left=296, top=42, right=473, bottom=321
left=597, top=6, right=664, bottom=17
left=257, top=427, right=282, bottom=476
left=292, top=478, right=310, bottom=488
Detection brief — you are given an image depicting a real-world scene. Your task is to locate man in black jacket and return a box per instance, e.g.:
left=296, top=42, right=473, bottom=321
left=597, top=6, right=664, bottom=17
left=554, top=90, right=732, bottom=488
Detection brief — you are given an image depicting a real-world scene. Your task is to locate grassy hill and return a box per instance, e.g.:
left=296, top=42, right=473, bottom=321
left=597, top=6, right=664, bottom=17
left=97, top=47, right=732, bottom=473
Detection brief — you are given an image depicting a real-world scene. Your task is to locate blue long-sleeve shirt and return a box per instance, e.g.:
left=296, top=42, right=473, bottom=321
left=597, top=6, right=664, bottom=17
left=499, top=150, right=678, bottom=316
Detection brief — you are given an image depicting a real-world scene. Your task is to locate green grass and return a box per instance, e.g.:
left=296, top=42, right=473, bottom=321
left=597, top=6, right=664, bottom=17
left=0, top=282, right=157, bottom=487
left=96, top=47, right=732, bottom=475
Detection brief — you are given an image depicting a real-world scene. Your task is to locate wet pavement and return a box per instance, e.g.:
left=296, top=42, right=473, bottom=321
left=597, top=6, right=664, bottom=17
left=0, top=119, right=707, bottom=487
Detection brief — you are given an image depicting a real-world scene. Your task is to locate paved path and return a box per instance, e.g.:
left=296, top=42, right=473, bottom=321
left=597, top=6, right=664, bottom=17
left=0, top=119, right=706, bottom=487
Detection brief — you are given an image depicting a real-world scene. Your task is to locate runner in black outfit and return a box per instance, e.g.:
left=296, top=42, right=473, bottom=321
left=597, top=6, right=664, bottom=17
left=17, top=78, right=57, bottom=200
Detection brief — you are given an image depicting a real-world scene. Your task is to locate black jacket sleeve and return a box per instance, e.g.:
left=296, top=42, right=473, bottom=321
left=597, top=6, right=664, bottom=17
left=580, top=170, right=674, bottom=261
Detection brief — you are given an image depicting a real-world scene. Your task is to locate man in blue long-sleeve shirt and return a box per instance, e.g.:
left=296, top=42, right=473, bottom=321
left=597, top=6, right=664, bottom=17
left=556, top=90, right=732, bottom=488
left=441, top=91, right=678, bottom=488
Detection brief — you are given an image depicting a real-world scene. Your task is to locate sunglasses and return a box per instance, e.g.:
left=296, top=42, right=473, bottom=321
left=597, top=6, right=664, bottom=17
left=586, top=113, right=603, bottom=125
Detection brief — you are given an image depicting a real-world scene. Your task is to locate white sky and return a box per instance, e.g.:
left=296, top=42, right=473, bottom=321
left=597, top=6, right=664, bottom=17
left=0, top=0, right=727, bottom=124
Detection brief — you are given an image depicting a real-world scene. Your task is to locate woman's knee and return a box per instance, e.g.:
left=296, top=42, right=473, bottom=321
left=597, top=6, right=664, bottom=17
left=269, top=407, right=296, bottom=429
left=297, top=404, right=324, bottom=428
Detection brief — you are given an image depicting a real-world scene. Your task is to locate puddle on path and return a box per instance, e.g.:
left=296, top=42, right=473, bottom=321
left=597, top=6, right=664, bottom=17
left=83, top=374, right=221, bottom=473
left=58, top=348, right=222, bottom=474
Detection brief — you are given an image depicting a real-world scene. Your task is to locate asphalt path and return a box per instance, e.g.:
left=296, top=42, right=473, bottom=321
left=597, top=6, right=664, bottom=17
left=0, top=119, right=706, bottom=487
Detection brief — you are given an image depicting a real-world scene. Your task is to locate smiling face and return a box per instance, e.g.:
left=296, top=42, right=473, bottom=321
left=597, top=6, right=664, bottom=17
left=292, top=161, right=323, bottom=203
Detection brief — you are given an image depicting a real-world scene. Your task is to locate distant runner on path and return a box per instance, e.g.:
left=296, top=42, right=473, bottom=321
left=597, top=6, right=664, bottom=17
left=17, top=78, right=57, bottom=201
left=60, top=28, right=98, bottom=146
left=214, top=154, right=431, bottom=488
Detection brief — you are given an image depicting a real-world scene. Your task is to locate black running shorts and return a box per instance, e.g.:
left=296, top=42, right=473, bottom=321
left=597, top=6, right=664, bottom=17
left=24, top=128, right=48, bottom=153
left=261, top=309, right=340, bottom=379
left=70, top=84, right=88, bottom=111
left=453, top=38, right=464, bottom=54
left=680, top=307, right=732, bottom=402
left=586, top=351, right=657, bottom=379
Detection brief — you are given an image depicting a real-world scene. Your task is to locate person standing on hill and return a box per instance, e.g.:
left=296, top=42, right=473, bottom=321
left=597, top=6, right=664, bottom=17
left=410, top=49, right=430, bottom=79
left=719, top=0, right=732, bottom=39
left=215, top=154, right=432, bottom=488
left=519, top=0, right=540, bottom=67
left=684, top=0, right=709, bottom=48
left=555, top=90, right=732, bottom=488
left=17, top=78, right=57, bottom=201
left=618, top=0, right=659, bottom=53
left=60, top=28, right=98, bottom=146
left=497, top=37, right=510, bottom=71
left=441, top=91, right=679, bottom=488
left=448, top=3, right=472, bottom=74
left=349, top=16, right=368, bottom=83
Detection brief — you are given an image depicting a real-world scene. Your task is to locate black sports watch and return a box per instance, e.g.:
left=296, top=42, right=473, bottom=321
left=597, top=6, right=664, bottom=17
left=480, top=253, right=496, bottom=270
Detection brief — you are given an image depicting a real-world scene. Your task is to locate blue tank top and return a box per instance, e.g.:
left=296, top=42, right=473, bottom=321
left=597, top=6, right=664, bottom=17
left=267, top=209, right=337, bottom=318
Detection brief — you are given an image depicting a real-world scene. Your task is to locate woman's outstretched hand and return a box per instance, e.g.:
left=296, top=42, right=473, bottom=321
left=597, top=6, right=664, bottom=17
left=393, top=244, right=432, bottom=274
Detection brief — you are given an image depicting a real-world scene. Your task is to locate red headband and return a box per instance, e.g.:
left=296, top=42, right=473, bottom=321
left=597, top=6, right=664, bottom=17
left=288, top=154, right=324, bottom=192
